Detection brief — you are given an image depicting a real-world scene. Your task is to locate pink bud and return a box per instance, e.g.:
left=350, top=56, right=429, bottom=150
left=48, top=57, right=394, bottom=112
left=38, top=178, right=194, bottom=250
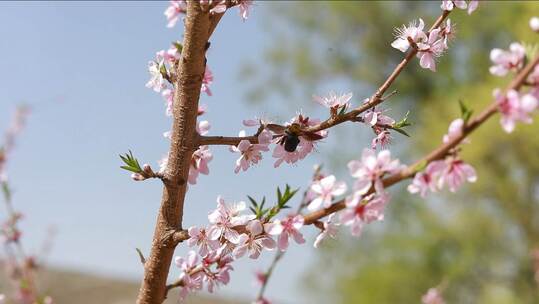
left=131, top=173, right=145, bottom=181
left=143, top=164, right=153, bottom=175
left=530, top=17, right=539, bottom=32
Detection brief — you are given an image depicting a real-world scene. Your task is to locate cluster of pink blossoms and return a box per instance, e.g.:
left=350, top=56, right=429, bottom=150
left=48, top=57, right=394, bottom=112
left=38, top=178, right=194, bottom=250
left=391, top=17, right=457, bottom=71
left=174, top=196, right=304, bottom=300
left=440, top=0, right=478, bottom=15
left=408, top=118, right=477, bottom=197
left=489, top=39, right=539, bottom=133
left=165, top=0, right=253, bottom=28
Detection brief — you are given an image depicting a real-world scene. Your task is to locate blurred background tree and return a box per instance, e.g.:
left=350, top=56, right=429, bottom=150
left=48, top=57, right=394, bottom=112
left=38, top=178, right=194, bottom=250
left=243, top=1, right=539, bottom=303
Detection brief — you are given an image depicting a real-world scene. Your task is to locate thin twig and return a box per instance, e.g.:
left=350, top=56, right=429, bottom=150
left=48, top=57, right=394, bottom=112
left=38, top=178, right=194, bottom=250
left=198, top=11, right=451, bottom=147
left=302, top=54, right=539, bottom=225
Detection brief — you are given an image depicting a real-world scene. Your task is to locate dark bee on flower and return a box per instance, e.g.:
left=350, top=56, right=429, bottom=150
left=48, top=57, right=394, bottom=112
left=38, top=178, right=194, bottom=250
left=266, top=120, right=324, bottom=153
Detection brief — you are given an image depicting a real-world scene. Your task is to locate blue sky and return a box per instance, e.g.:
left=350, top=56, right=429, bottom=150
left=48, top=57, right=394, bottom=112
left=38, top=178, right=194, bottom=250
left=0, top=2, right=362, bottom=303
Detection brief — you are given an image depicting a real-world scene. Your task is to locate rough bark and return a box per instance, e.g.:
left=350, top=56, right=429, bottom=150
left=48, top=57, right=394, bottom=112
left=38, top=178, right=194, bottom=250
left=136, top=2, right=209, bottom=303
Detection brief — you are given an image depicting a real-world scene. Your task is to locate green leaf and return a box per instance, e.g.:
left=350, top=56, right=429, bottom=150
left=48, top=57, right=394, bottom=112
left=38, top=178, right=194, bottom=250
left=120, top=150, right=143, bottom=173
left=393, top=111, right=412, bottom=129
left=393, top=127, right=410, bottom=137
left=247, top=195, right=258, bottom=208
left=1, top=182, right=11, bottom=202
left=459, top=99, right=473, bottom=123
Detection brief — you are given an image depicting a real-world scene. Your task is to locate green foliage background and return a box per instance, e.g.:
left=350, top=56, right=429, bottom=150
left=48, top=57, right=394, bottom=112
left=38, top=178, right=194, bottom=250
left=244, top=1, right=539, bottom=303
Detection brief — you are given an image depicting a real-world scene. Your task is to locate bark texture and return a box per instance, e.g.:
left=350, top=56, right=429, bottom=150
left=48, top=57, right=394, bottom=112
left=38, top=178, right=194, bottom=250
left=136, top=2, right=209, bottom=303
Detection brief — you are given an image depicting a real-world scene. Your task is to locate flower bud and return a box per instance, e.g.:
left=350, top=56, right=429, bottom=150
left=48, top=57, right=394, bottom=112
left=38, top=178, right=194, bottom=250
left=531, top=17, right=539, bottom=32
left=142, top=164, right=153, bottom=175
left=131, top=173, right=145, bottom=181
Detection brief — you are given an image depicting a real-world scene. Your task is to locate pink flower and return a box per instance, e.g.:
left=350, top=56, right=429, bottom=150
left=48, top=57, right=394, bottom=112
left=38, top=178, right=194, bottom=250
left=363, top=107, right=395, bottom=127
left=230, top=130, right=272, bottom=173
left=265, top=215, right=305, bottom=251
left=308, top=175, right=347, bottom=210
left=467, top=0, right=479, bottom=14
left=531, top=17, right=539, bottom=32
left=438, top=157, right=477, bottom=192
left=233, top=220, right=276, bottom=259
left=313, top=214, right=339, bottom=248
left=207, top=197, right=255, bottom=244
left=209, top=0, right=227, bottom=14
left=348, top=149, right=402, bottom=195
left=197, top=120, right=211, bottom=136
left=272, top=114, right=327, bottom=167
left=161, top=89, right=174, bottom=116
left=164, top=1, right=186, bottom=28
left=442, top=118, right=465, bottom=143
left=407, top=161, right=446, bottom=197
left=175, top=251, right=203, bottom=300
left=391, top=19, right=427, bottom=53
left=371, top=128, right=392, bottom=150
left=189, top=146, right=213, bottom=185
left=156, top=45, right=180, bottom=65
left=243, top=117, right=271, bottom=128
left=312, top=91, right=352, bottom=110
left=495, top=89, right=538, bottom=133
left=201, top=66, right=213, bottom=96
left=489, top=43, right=526, bottom=76
left=238, top=0, right=253, bottom=21
left=417, top=29, right=445, bottom=72
left=145, top=61, right=165, bottom=92
left=340, top=192, right=389, bottom=237
left=187, top=226, right=220, bottom=257
left=440, top=19, right=455, bottom=50
left=422, top=288, right=445, bottom=304
left=441, top=0, right=467, bottom=11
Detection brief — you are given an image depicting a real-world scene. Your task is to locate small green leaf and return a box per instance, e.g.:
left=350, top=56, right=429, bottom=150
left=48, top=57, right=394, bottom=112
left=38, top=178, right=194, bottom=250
left=247, top=195, right=258, bottom=208
left=459, top=99, right=473, bottom=123
left=393, top=127, right=410, bottom=137
left=1, top=182, right=11, bottom=202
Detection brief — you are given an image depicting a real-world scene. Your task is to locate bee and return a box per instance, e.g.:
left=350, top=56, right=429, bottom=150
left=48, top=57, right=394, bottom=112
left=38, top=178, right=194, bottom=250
left=266, top=122, right=324, bottom=152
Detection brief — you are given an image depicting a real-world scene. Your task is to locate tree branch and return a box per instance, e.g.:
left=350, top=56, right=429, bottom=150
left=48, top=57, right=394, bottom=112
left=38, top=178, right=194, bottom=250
left=197, top=11, right=451, bottom=147
left=303, top=54, right=539, bottom=225
left=136, top=2, right=212, bottom=303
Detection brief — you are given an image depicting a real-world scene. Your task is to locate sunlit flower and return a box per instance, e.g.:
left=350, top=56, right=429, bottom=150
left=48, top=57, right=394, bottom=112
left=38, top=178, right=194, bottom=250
left=308, top=175, right=347, bottom=210
left=348, top=149, right=402, bottom=195
left=407, top=161, right=446, bottom=197
left=233, top=220, right=276, bottom=259
left=201, top=66, right=213, bottom=96
left=238, top=0, right=253, bottom=21
left=438, top=157, right=477, bottom=192
left=312, top=91, right=352, bottom=110
left=207, top=196, right=255, bottom=244
left=187, top=226, right=220, bottom=257
left=313, top=214, right=339, bottom=248
left=489, top=43, right=526, bottom=76
left=230, top=130, right=272, bottom=173
left=265, top=215, right=305, bottom=251
left=164, top=1, right=186, bottom=28
left=495, top=89, right=538, bottom=133
left=188, top=146, right=213, bottom=185
left=417, top=29, right=445, bottom=72
left=145, top=61, right=165, bottom=92
left=391, top=19, right=427, bottom=53
left=340, top=192, right=389, bottom=237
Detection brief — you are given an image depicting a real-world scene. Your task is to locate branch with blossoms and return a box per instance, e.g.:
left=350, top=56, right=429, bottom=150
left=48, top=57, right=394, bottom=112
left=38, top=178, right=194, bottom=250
left=0, top=107, right=53, bottom=304
left=121, top=1, right=539, bottom=303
